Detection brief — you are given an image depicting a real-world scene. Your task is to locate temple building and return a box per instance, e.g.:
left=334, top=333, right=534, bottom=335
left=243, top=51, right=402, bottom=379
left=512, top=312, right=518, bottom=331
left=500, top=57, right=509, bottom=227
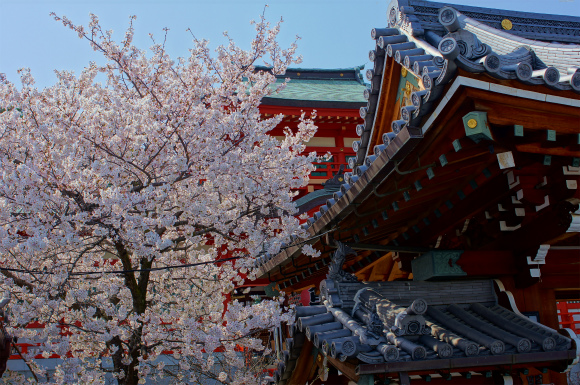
left=255, top=0, right=580, bottom=384
left=259, top=65, right=367, bottom=215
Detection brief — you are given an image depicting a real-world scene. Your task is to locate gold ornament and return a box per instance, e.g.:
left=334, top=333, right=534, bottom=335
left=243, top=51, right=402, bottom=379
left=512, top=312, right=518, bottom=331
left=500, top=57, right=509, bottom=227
left=467, top=119, right=478, bottom=129
left=401, top=67, right=408, bottom=77
left=501, top=19, right=513, bottom=30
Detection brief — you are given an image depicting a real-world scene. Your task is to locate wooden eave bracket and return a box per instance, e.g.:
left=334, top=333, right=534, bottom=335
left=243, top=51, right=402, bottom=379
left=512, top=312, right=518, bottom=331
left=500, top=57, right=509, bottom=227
left=563, top=166, right=580, bottom=176
left=527, top=244, right=550, bottom=265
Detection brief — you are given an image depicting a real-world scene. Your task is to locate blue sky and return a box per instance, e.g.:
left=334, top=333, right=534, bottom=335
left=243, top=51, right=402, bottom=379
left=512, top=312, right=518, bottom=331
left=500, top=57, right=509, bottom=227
left=1, top=0, right=578, bottom=89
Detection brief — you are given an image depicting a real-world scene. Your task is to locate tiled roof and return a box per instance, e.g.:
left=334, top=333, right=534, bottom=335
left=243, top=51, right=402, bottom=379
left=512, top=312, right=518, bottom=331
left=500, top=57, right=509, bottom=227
left=256, top=66, right=368, bottom=107
left=264, top=79, right=367, bottom=103
left=265, top=244, right=576, bottom=384
left=293, top=188, right=335, bottom=216
left=286, top=0, right=580, bottom=241
left=403, top=0, right=580, bottom=44
left=254, top=2, right=580, bottom=280
left=253, top=3, right=578, bottom=267
left=347, top=0, right=580, bottom=166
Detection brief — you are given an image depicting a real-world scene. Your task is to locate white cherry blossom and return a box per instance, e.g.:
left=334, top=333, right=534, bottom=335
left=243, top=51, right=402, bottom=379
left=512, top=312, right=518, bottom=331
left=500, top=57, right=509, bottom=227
left=0, top=12, right=315, bottom=385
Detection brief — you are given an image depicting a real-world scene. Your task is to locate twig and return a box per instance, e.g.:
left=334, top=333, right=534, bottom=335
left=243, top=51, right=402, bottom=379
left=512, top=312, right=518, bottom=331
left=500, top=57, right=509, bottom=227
left=12, top=343, right=40, bottom=382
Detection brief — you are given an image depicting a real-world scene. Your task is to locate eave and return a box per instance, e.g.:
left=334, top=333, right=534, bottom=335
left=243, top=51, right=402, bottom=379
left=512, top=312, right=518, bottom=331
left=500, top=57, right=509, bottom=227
left=257, top=77, right=580, bottom=290
left=267, top=277, right=579, bottom=385
left=255, top=1, right=580, bottom=293
left=356, top=349, right=578, bottom=375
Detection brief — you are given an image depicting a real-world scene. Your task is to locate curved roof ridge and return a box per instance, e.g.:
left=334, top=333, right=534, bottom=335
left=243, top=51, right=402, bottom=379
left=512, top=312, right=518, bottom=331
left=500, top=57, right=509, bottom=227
left=457, top=11, right=580, bottom=72
left=398, top=0, right=580, bottom=44
left=409, top=0, right=580, bottom=24
left=255, top=64, right=366, bottom=73
left=462, top=13, right=580, bottom=49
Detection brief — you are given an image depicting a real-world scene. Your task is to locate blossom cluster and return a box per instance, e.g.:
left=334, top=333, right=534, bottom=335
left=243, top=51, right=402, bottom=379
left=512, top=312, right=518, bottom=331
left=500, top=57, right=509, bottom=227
left=0, top=12, right=315, bottom=385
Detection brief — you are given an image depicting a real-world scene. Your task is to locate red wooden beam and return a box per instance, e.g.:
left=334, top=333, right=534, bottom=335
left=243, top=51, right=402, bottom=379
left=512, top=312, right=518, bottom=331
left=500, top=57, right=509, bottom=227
left=455, top=251, right=517, bottom=276
left=538, top=275, right=580, bottom=289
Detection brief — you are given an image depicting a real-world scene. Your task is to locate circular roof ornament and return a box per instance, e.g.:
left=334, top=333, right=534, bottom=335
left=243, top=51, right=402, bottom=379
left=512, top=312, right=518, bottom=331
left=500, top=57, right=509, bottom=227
left=501, top=19, right=513, bottom=30
left=516, top=62, right=532, bottom=81
left=570, top=71, right=580, bottom=91
left=467, top=119, right=478, bottom=129
left=440, top=8, right=455, bottom=23
left=401, top=67, right=408, bottom=77
left=438, top=6, right=460, bottom=32
left=483, top=53, right=501, bottom=72
left=544, top=66, right=560, bottom=85
left=363, top=87, right=371, bottom=100
left=439, top=38, right=455, bottom=53
left=438, top=37, right=459, bottom=60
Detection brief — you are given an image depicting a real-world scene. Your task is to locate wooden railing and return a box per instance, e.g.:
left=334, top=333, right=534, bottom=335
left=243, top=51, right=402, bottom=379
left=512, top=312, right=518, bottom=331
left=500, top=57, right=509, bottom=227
left=310, top=161, right=351, bottom=179
left=303, top=147, right=355, bottom=181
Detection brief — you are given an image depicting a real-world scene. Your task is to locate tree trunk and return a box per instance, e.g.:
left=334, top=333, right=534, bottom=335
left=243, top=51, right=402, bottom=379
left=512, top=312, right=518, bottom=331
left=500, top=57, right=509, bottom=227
left=113, top=244, right=151, bottom=385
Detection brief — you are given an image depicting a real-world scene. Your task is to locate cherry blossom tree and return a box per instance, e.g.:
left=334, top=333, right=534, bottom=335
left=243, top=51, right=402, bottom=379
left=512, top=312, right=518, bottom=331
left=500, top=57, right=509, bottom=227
left=0, top=12, right=315, bottom=385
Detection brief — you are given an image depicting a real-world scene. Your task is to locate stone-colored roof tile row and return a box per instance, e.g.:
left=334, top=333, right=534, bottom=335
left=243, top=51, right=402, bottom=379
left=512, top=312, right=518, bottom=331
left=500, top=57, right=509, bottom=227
left=266, top=276, right=575, bottom=384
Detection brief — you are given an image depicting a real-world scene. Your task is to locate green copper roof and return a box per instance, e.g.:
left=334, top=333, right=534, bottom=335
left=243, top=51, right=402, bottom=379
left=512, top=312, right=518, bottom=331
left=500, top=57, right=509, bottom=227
left=294, top=188, right=332, bottom=208
left=266, top=78, right=367, bottom=103
left=256, top=66, right=368, bottom=107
